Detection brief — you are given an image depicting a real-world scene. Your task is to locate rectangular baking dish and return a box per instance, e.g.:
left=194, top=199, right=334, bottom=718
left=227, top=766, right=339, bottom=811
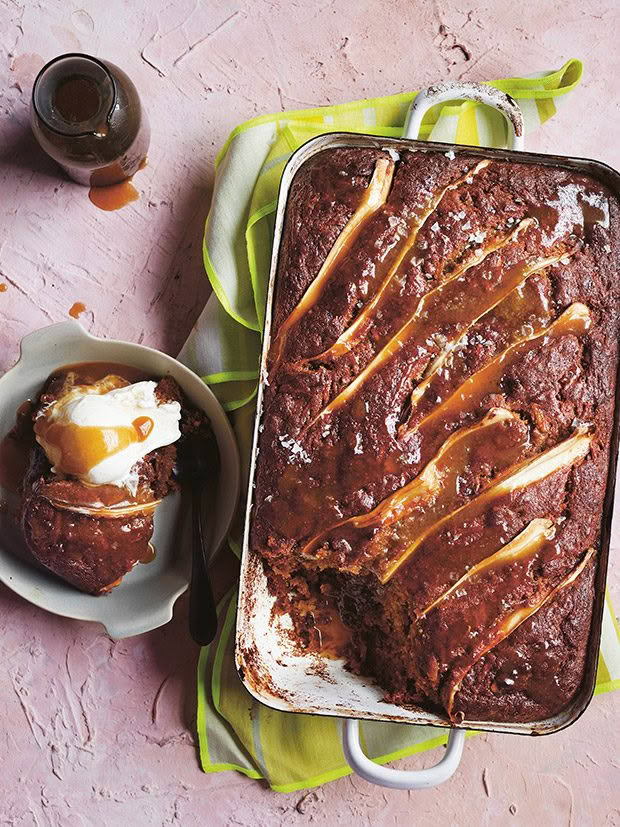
left=235, top=130, right=620, bottom=737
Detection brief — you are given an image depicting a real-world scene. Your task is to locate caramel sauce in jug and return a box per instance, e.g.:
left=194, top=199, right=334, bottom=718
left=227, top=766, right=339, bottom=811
left=31, top=53, right=150, bottom=190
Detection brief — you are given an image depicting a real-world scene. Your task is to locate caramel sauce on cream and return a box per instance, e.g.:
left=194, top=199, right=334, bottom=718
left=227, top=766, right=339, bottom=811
left=32, top=362, right=152, bottom=480
left=34, top=415, right=154, bottom=476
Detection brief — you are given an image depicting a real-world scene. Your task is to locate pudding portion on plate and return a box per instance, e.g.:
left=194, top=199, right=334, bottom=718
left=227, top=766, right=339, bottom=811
left=19, top=362, right=209, bottom=595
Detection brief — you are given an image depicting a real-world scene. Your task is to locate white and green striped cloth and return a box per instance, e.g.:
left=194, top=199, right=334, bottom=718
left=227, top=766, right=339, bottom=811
left=181, top=58, right=620, bottom=792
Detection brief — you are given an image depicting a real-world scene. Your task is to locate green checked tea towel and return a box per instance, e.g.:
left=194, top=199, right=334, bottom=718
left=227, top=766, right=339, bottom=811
left=179, top=58, right=620, bottom=792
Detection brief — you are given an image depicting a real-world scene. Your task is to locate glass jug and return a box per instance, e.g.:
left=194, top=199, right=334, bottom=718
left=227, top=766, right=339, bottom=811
left=31, top=52, right=150, bottom=186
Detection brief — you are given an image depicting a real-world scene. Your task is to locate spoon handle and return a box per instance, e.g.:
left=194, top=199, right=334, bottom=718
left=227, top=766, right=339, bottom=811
left=189, top=483, right=218, bottom=646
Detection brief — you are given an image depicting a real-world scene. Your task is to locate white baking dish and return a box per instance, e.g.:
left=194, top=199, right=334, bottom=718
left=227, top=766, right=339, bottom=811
left=235, top=84, right=619, bottom=789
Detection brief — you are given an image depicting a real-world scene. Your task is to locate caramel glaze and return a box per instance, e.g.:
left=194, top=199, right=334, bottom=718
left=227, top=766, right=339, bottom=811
left=406, top=273, right=553, bottom=428
left=261, top=295, right=589, bottom=543
left=410, top=533, right=595, bottom=717
left=302, top=409, right=530, bottom=574
left=272, top=151, right=482, bottom=366
left=258, top=176, right=608, bottom=543
left=302, top=220, right=567, bottom=432
left=253, top=148, right=620, bottom=721
left=269, top=157, right=395, bottom=370
left=390, top=433, right=588, bottom=616
left=271, top=148, right=396, bottom=334
left=452, top=555, right=597, bottom=722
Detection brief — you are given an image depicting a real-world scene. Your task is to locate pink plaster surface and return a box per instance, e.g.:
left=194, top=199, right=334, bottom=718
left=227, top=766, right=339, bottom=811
left=1, top=1, right=619, bottom=824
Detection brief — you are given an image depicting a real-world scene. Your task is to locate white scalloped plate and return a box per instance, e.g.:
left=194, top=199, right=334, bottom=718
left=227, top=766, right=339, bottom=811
left=0, top=321, right=240, bottom=639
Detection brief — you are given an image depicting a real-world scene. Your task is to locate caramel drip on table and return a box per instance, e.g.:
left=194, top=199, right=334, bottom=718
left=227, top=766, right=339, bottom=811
left=269, top=157, right=395, bottom=367
left=443, top=547, right=596, bottom=716
left=305, top=224, right=570, bottom=433
left=69, top=301, right=86, bottom=318
left=88, top=179, right=139, bottom=211
left=301, top=408, right=529, bottom=572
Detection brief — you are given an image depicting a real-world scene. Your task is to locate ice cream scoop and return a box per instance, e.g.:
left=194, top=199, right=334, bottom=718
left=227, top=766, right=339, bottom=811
left=34, top=378, right=181, bottom=493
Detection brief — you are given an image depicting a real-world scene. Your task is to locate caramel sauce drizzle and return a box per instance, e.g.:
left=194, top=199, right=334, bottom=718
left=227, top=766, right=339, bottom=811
left=386, top=427, right=591, bottom=588
left=401, top=302, right=591, bottom=439
left=305, top=224, right=572, bottom=433
left=269, top=157, right=395, bottom=368
left=261, top=164, right=611, bottom=715
left=46, top=497, right=161, bottom=518
left=419, top=518, right=556, bottom=619
left=444, top=546, right=596, bottom=716
left=133, top=416, right=154, bottom=441
left=302, top=160, right=492, bottom=364
left=301, top=408, right=529, bottom=572
left=407, top=273, right=554, bottom=424
left=33, top=373, right=155, bottom=477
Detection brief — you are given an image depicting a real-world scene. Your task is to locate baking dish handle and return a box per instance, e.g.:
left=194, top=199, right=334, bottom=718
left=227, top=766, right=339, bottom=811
left=403, top=81, right=525, bottom=151
left=343, top=719, right=465, bottom=790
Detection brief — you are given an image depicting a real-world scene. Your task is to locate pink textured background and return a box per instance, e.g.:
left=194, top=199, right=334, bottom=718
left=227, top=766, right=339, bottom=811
left=1, top=1, right=619, bottom=824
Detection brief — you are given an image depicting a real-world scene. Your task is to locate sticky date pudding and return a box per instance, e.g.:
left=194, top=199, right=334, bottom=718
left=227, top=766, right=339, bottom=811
left=13, top=362, right=210, bottom=595
left=249, top=147, right=620, bottom=723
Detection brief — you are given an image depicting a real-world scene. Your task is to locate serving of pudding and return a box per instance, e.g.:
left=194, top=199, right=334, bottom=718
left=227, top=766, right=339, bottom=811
left=16, top=362, right=209, bottom=594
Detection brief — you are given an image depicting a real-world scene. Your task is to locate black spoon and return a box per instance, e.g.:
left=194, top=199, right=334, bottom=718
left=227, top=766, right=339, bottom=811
left=174, top=427, right=220, bottom=646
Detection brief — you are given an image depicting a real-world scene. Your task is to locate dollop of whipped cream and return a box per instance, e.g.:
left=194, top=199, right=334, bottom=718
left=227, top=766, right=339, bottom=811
left=35, top=380, right=181, bottom=494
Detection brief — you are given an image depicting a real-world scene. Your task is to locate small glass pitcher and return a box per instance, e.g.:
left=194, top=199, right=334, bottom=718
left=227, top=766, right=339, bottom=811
left=31, top=52, right=150, bottom=186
